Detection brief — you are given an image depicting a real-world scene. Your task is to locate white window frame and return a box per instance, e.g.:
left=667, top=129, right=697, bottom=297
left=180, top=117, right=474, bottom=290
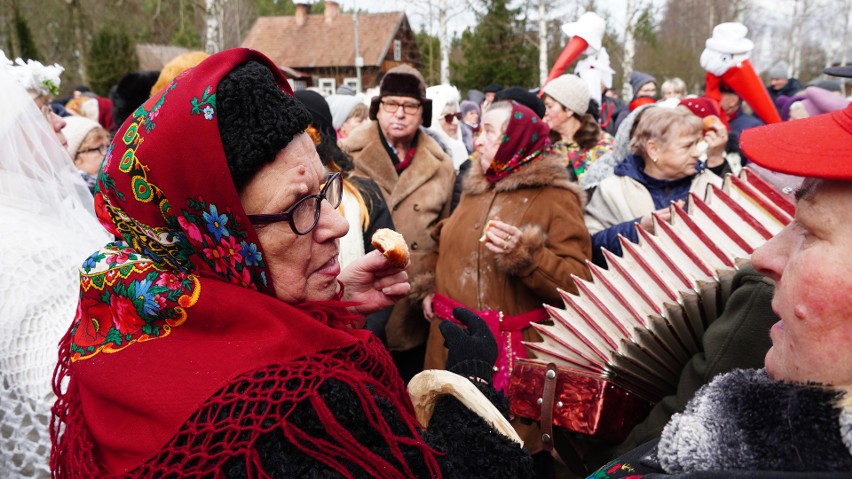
left=343, top=77, right=358, bottom=92
left=393, top=39, right=402, bottom=61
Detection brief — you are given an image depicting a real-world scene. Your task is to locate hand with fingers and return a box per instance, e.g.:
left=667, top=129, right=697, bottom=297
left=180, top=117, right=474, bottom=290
left=440, top=307, right=498, bottom=385
left=483, top=218, right=522, bottom=255
left=338, top=250, right=410, bottom=315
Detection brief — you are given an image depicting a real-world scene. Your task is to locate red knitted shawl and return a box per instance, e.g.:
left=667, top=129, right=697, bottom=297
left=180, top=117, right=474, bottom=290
left=50, top=49, right=439, bottom=478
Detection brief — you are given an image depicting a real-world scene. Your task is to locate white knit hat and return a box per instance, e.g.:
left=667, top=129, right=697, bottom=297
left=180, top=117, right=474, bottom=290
left=62, top=115, right=102, bottom=158
left=326, top=94, right=364, bottom=130
left=542, top=74, right=590, bottom=115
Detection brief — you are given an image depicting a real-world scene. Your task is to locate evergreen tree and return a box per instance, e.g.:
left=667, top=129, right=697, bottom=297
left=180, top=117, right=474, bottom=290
left=13, top=6, right=40, bottom=61
left=86, top=28, right=138, bottom=97
left=416, top=27, right=441, bottom=86
left=452, top=0, right=536, bottom=92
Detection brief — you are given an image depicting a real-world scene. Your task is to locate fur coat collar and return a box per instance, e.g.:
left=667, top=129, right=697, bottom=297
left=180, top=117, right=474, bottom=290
left=657, top=368, right=852, bottom=474
left=463, top=151, right=586, bottom=206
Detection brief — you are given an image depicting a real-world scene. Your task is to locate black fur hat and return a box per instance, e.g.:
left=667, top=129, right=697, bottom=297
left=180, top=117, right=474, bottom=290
left=110, top=70, right=160, bottom=135
left=494, top=87, right=546, bottom=119
left=369, top=64, right=432, bottom=127
left=217, top=61, right=312, bottom=190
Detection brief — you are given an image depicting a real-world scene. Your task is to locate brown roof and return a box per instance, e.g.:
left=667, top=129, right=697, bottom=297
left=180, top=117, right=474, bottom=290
left=241, top=12, right=406, bottom=69
left=136, top=44, right=192, bottom=71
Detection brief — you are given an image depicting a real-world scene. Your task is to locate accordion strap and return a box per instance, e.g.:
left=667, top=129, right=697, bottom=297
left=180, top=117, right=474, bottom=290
left=539, top=363, right=559, bottom=450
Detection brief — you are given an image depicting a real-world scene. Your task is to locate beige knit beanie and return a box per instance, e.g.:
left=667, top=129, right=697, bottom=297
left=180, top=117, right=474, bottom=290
left=542, top=74, right=590, bottom=115
left=62, top=115, right=102, bottom=159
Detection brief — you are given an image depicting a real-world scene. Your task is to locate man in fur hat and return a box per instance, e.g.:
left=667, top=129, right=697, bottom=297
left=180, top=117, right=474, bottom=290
left=341, top=65, right=456, bottom=382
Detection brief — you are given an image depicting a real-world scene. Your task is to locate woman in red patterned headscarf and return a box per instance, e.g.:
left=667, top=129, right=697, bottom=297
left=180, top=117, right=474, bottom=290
left=50, top=49, right=534, bottom=478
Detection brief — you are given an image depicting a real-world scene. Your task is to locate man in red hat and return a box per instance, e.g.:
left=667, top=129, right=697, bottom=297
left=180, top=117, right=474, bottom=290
left=584, top=91, right=852, bottom=477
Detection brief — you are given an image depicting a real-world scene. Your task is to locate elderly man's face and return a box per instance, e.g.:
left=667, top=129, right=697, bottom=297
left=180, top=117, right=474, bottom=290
left=752, top=180, right=852, bottom=385
left=239, top=133, right=349, bottom=304
left=376, top=95, right=422, bottom=146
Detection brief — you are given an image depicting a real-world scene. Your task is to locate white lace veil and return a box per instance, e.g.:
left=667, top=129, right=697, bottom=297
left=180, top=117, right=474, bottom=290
left=0, top=60, right=103, bottom=232
left=0, top=54, right=109, bottom=478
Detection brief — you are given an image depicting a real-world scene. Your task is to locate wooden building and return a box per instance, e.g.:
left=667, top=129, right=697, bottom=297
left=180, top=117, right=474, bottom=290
left=241, top=1, right=422, bottom=95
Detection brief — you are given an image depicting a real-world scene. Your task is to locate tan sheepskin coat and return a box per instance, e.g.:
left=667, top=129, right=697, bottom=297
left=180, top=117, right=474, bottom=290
left=342, top=121, right=456, bottom=352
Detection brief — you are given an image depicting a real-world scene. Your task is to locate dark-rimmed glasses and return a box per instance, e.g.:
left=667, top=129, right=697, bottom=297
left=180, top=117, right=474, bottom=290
left=247, top=172, right=342, bottom=235
left=442, top=112, right=462, bottom=123
left=380, top=100, right=421, bottom=115
left=77, top=144, right=109, bottom=157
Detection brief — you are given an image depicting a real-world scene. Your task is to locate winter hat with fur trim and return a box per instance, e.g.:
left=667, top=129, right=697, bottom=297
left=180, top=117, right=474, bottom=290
left=369, top=64, right=432, bottom=127
left=542, top=74, right=590, bottom=115
left=62, top=115, right=103, bottom=158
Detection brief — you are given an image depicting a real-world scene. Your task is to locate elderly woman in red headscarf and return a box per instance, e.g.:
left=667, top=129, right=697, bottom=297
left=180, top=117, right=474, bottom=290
left=50, top=50, right=534, bottom=478
left=421, top=100, right=592, bottom=463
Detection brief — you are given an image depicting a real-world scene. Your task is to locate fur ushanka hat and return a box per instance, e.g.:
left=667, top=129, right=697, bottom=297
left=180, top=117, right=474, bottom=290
left=369, top=64, right=432, bottom=127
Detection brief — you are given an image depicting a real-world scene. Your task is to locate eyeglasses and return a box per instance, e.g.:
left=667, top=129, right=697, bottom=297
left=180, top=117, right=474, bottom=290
left=380, top=100, right=421, bottom=115
left=247, top=172, right=343, bottom=235
left=77, top=144, right=109, bottom=156
left=442, top=112, right=462, bottom=123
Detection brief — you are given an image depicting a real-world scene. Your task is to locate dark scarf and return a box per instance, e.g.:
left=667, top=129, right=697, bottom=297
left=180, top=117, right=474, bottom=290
left=377, top=122, right=419, bottom=174
left=657, top=368, right=852, bottom=473
left=51, top=49, right=439, bottom=478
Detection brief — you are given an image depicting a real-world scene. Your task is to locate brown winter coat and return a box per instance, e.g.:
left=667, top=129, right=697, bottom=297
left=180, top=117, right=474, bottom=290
left=423, top=151, right=592, bottom=454
left=342, top=121, right=456, bottom=352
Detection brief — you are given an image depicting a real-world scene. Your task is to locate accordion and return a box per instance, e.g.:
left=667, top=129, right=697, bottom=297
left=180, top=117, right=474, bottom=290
left=508, top=168, right=794, bottom=442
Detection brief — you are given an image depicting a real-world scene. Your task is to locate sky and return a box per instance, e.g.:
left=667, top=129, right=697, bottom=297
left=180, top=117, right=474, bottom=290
left=333, top=0, right=635, bottom=39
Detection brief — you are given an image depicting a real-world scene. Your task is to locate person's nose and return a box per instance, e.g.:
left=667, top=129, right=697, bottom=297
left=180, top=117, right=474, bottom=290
left=313, top=199, right=349, bottom=242
left=52, top=112, right=67, bottom=132
left=474, top=130, right=485, bottom=149
left=751, top=224, right=793, bottom=283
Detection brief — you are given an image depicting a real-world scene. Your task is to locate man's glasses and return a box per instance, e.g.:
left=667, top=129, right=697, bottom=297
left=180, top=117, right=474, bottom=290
left=77, top=144, right=109, bottom=156
left=442, top=112, right=462, bottom=123
left=247, top=172, right=343, bottom=235
left=380, top=100, right=421, bottom=115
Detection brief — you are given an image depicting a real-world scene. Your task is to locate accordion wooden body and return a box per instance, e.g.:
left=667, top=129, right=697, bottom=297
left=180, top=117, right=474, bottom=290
left=508, top=168, right=794, bottom=442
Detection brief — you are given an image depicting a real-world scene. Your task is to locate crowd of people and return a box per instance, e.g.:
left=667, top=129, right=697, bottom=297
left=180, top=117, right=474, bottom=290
left=2, top=12, right=852, bottom=479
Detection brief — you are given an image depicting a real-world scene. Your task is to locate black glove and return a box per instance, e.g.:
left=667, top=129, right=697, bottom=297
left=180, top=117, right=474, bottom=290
left=440, top=307, right=498, bottom=383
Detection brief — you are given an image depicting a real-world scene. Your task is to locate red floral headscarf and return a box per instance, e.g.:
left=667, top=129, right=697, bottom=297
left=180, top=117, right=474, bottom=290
left=484, top=101, right=551, bottom=183
left=51, top=49, right=438, bottom=478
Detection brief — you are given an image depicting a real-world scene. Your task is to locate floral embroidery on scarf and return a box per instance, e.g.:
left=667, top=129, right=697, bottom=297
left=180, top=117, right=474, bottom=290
left=190, top=85, right=216, bottom=120
left=180, top=197, right=267, bottom=289
left=72, top=244, right=201, bottom=362
left=133, top=82, right=176, bottom=133
left=587, top=458, right=643, bottom=478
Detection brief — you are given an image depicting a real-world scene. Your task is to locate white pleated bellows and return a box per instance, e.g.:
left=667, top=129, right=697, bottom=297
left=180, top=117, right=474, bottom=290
left=524, top=168, right=793, bottom=402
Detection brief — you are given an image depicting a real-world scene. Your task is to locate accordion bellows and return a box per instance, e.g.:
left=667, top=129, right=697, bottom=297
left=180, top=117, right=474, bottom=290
left=509, top=168, right=793, bottom=440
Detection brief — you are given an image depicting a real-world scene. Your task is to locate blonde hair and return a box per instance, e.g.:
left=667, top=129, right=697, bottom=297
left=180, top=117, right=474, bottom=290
left=661, top=77, right=687, bottom=97
left=150, top=51, right=210, bottom=96
left=326, top=162, right=371, bottom=231
left=630, top=107, right=702, bottom=157
left=347, top=103, right=368, bottom=122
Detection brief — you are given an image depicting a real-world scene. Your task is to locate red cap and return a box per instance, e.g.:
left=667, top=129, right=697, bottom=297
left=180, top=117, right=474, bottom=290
left=740, top=103, right=852, bottom=180
left=679, top=97, right=722, bottom=119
